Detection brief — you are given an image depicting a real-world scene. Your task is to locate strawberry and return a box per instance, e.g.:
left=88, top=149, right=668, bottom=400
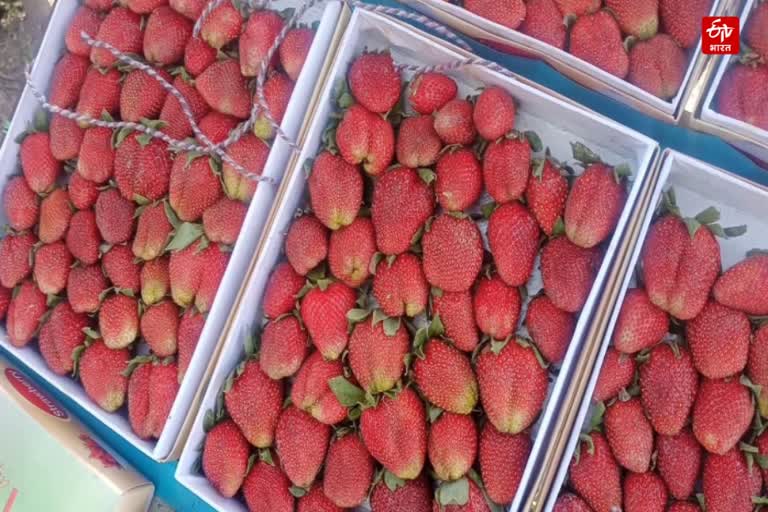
left=569, top=11, right=630, bottom=78
left=49, top=114, right=84, bottom=161
left=422, top=214, right=483, bottom=293
left=280, top=27, right=314, bottom=81
left=49, top=53, right=89, bottom=109
left=660, top=0, right=712, bottom=48
left=260, top=316, right=308, bottom=379
left=667, top=503, right=701, bottom=512
left=348, top=319, right=409, bottom=393
left=703, top=448, right=758, bottom=512
left=177, top=308, right=204, bottom=381
left=623, top=472, right=667, bottom=512
left=371, top=166, right=435, bottom=255
left=479, top=422, right=530, bottom=504
left=166, top=239, right=202, bottom=306
left=565, top=164, right=626, bottom=249
left=78, top=340, right=130, bottom=412
left=65, top=7, right=102, bottom=57
left=464, top=0, right=526, bottom=29
left=428, top=413, right=477, bottom=481
left=160, top=75, right=210, bottom=140
left=483, top=137, right=530, bottom=204
left=686, top=301, right=749, bottom=379
left=526, top=295, right=575, bottom=364
left=640, top=343, right=698, bottom=435
left=569, top=433, right=622, bottom=512
left=222, top=134, right=269, bottom=202
left=435, top=148, right=483, bottom=212
left=67, top=264, right=107, bottom=314
left=605, top=0, right=659, bottom=39
left=554, top=0, right=600, bottom=15
left=143, top=7, right=191, bottom=66
left=613, top=288, right=669, bottom=354
left=169, top=154, right=223, bottom=221
left=99, top=294, right=139, bottom=349
left=657, top=428, right=702, bottom=500
left=300, top=282, right=356, bottom=360
left=432, top=291, right=478, bottom=352
left=414, top=339, right=478, bottom=414
left=253, top=70, right=295, bottom=140
left=33, top=242, right=73, bottom=295
left=348, top=52, right=401, bottom=114
left=758, top=429, right=768, bottom=482
left=593, top=347, right=637, bottom=402
left=473, top=86, right=516, bottom=141
left=748, top=324, right=768, bottom=417
left=433, top=99, right=476, bottom=145
left=202, top=419, right=250, bottom=498
left=541, top=237, right=600, bottom=313
left=95, top=189, right=135, bottom=244
left=194, top=244, right=229, bottom=313
left=525, top=160, right=568, bottom=236
left=520, top=0, right=567, bottom=49
left=553, top=494, right=594, bottom=512
left=225, top=359, right=284, bottom=447
left=239, top=10, right=283, bottom=76
left=20, top=132, right=60, bottom=193
left=324, top=433, right=375, bottom=507
left=692, top=377, right=753, bottom=455
left=629, top=34, right=686, bottom=99
left=200, top=1, right=243, bottom=50
left=373, top=253, right=429, bottom=317
left=263, top=262, right=304, bottom=319
left=291, top=351, right=347, bottom=425
left=716, top=64, right=768, bottom=131
left=196, top=59, right=251, bottom=119
left=604, top=397, right=653, bottom=473
left=77, top=126, right=114, bottom=184
left=120, top=68, right=171, bottom=123
left=488, top=201, right=540, bottom=286
left=336, top=104, right=396, bottom=175
left=328, top=217, right=376, bottom=288
left=275, top=406, right=331, bottom=488
left=133, top=203, right=172, bottom=261
left=746, top=1, right=768, bottom=61
left=3, top=176, right=39, bottom=231
left=396, top=115, right=441, bottom=170
left=114, top=134, right=172, bottom=202
left=0, top=286, right=9, bottom=321
left=128, top=362, right=152, bottom=439
left=432, top=478, right=490, bottom=511
left=121, top=0, right=168, bottom=13
left=370, top=472, right=432, bottom=512
left=169, top=0, right=206, bottom=19
left=285, top=215, right=329, bottom=275
left=199, top=112, right=240, bottom=144
left=298, top=483, right=343, bottom=512
left=714, top=254, right=768, bottom=315
left=147, top=361, right=179, bottom=437
left=68, top=173, right=99, bottom=210
left=6, top=280, right=46, bottom=347
left=140, top=300, right=179, bottom=357
left=476, top=340, right=548, bottom=434
left=408, top=72, right=457, bottom=114
left=0, top=232, right=35, bottom=288
left=202, top=197, right=247, bottom=245
left=77, top=68, right=121, bottom=125
left=360, top=388, right=427, bottom=479
left=308, top=151, right=363, bottom=230
left=90, top=7, right=143, bottom=68
left=242, top=455, right=294, bottom=512
left=184, top=36, right=217, bottom=76
left=473, top=275, right=521, bottom=340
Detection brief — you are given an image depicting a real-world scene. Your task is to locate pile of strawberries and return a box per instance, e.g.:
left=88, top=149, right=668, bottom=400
left=716, top=1, right=768, bottom=132
left=0, top=0, right=314, bottom=441
left=461, top=0, right=713, bottom=100
left=554, top=194, right=768, bottom=512
left=198, top=50, right=630, bottom=511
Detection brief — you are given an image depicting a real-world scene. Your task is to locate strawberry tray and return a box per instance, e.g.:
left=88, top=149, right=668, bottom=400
left=0, top=0, right=343, bottom=461
left=543, top=149, right=768, bottom=511
left=176, top=6, right=658, bottom=511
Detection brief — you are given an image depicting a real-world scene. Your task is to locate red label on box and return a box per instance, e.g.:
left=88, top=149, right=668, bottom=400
left=4, top=368, right=68, bottom=420
left=702, top=17, right=740, bottom=54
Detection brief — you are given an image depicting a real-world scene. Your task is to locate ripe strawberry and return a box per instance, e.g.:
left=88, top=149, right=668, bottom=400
left=565, top=164, right=626, bottom=249
left=177, top=308, right=204, bottom=381
left=128, top=362, right=152, bottom=439
left=629, top=34, right=686, bottom=99
left=396, top=115, right=441, bottom=169
left=77, top=127, right=114, bottom=184
left=65, top=7, right=102, bottom=57
left=422, top=214, right=483, bottom=293
left=200, top=1, right=243, bottom=50
left=371, top=166, right=434, bottom=255
left=298, top=483, right=342, bottom=512
left=541, top=237, right=600, bottom=313
left=370, top=472, right=432, bottom=512
left=3, top=176, right=38, bottom=231
left=554, top=0, right=600, bottom=15
left=569, top=11, right=630, bottom=78
left=196, top=59, right=251, bottom=119
left=67, top=264, right=107, bottom=314
left=473, top=86, right=516, bottom=141
left=432, top=291, right=478, bottom=352
left=604, top=398, right=653, bottom=473
left=660, top=0, right=712, bottom=48
left=414, top=339, right=478, bottom=414
left=140, top=300, right=179, bottom=357
left=242, top=455, right=294, bottom=512
left=253, top=70, right=295, bottom=140
left=593, top=347, right=637, bottom=402
left=569, top=433, right=622, bottom=512
left=222, top=134, right=269, bottom=202
left=94, top=189, right=135, bottom=244
left=280, top=27, right=313, bottom=81
left=69, top=173, right=99, bottom=210
left=120, top=68, right=171, bottom=123
left=483, top=137, right=530, bottom=204
left=132, top=203, right=172, bottom=261
left=520, top=0, right=567, bottom=49
left=0, top=232, right=35, bottom=288
left=748, top=324, right=768, bottom=417
left=703, top=448, right=758, bottom=512
left=476, top=340, right=548, bottom=434
left=464, top=0, right=526, bottom=29
left=640, top=343, right=698, bottom=435
left=160, top=75, right=210, bottom=140
left=49, top=114, right=84, bottom=161
left=553, top=493, right=594, bottom=512
left=285, top=215, right=329, bottom=275
left=687, top=301, right=749, bottom=379
left=348, top=52, right=401, bottom=114
left=79, top=341, right=130, bottom=412
left=0, top=286, right=9, bottom=322
left=605, top=0, right=659, bottom=39
left=361, top=388, right=427, bottom=479
left=20, top=132, right=60, bottom=193
left=223, top=358, right=284, bottom=447
left=202, top=419, right=250, bottom=498
left=717, top=64, right=768, bottom=130
left=328, top=217, right=376, bottom=288
left=114, top=134, right=172, bottom=202
left=202, top=197, right=247, bottom=245
left=169, top=0, right=206, bottom=19
left=6, top=280, right=46, bottom=347
left=199, top=112, right=240, bottom=144
left=324, top=433, right=375, bottom=507
left=336, top=104, right=395, bottom=175
left=300, top=282, right=356, bottom=360
left=657, top=428, right=702, bottom=500
left=147, top=361, right=179, bottom=437
left=623, top=472, right=667, bottom=512
left=431, top=478, right=489, bottom=511
left=194, top=244, right=229, bottom=313
left=143, top=7, right=191, bottom=66
left=169, top=154, right=223, bottom=221
left=526, top=295, right=574, bottom=364
left=714, top=254, right=768, bottom=315
left=428, top=413, right=477, bottom=481
left=373, top=253, right=429, bottom=317
left=275, top=406, right=331, bottom=488
left=433, top=99, right=476, bottom=145
left=121, top=0, right=168, bottom=13
left=308, top=151, right=363, bottom=230
left=263, top=262, right=304, bottom=319
left=99, top=294, right=139, bottom=349
left=613, top=288, right=669, bottom=354
left=435, top=148, right=483, bottom=212
left=525, top=161, right=568, bottom=236
left=49, top=53, right=89, bottom=109
left=184, top=36, right=217, bottom=76
left=479, top=422, right=530, bottom=504
left=408, top=72, right=457, bottom=114
left=693, top=377, right=753, bottom=455
left=667, top=503, right=701, bottom=512
left=239, top=10, right=283, bottom=76
left=291, top=351, right=347, bottom=425
left=348, top=319, right=409, bottom=393
left=747, top=1, right=768, bottom=61
left=34, top=242, right=73, bottom=295
left=260, top=316, right=308, bottom=379
left=76, top=67, right=122, bottom=123
left=90, top=7, right=143, bottom=68
left=473, top=275, right=521, bottom=340
left=489, top=201, right=540, bottom=286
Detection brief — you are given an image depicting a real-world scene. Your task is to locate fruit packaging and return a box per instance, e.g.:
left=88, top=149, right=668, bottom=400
left=175, top=7, right=659, bottom=511
left=544, top=149, right=768, bottom=511
left=0, top=0, right=343, bottom=461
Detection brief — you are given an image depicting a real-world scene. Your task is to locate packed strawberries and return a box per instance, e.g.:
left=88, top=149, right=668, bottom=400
left=554, top=193, right=768, bottom=512
left=460, top=0, right=713, bottom=100
left=0, top=0, right=314, bottom=441
left=197, top=48, right=631, bottom=511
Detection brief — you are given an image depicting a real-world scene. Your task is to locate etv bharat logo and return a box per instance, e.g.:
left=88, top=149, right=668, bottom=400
left=702, top=16, right=740, bottom=55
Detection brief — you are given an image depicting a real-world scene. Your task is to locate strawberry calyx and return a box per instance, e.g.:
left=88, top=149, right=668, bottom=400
left=435, top=477, right=470, bottom=507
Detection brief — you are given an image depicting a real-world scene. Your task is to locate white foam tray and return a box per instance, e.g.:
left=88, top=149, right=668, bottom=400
left=0, top=0, right=343, bottom=461
left=545, top=148, right=768, bottom=511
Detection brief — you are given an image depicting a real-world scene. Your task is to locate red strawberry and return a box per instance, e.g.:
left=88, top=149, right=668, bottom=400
left=748, top=324, right=768, bottom=417
left=565, top=164, right=626, bottom=249
left=20, top=132, right=61, bottom=193
left=526, top=295, right=575, bottom=364
left=38, top=188, right=72, bottom=244
left=3, top=176, right=39, bottom=231
left=253, top=70, right=295, bottom=140
left=604, top=397, right=653, bottom=473
left=194, top=244, right=229, bottom=313
left=335, top=104, right=395, bottom=175
left=370, top=472, right=432, bottom=512
left=167, top=239, right=201, bottom=308
left=177, top=308, right=204, bottom=382
left=473, top=86, right=516, bottom=141
left=6, top=280, right=46, bottom=347
left=408, top=72, right=457, bottom=114
left=184, top=36, right=217, bottom=77
left=348, top=319, right=409, bottom=393
left=298, top=483, right=342, bottom=512
left=196, top=59, right=251, bottom=119
left=275, top=406, right=331, bottom=488
left=74, top=127, right=114, bottom=184
left=476, top=340, right=548, bottom=434
left=239, top=10, right=283, bottom=76
left=200, top=1, right=243, bottom=50
left=488, top=201, right=540, bottom=286
left=95, top=189, right=135, bottom=244
left=348, top=52, right=401, bottom=114
left=714, top=254, right=768, bottom=315
left=78, top=340, right=130, bottom=412
left=300, top=282, right=356, bottom=360
left=140, top=300, right=179, bottom=357
left=414, top=339, right=478, bottom=414
left=260, top=316, right=308, bottom=379
left=433, top=99, right=476, bottom=145
left=199, top=111, right=240, bottom=144
left=34, top=242, right=73, bottom=295
left=202, top=197, right=247, bottom=245
left=360, top=388, right=427, bottom=479
left=693, top=377, right=753, bottom=455
left=76, top=67, right=122, bottom=124
left=396, top=115, right=442, bottom=169
left=703, top=447, right=758, bottom=512
left=324, top=433, right=375, bottom=507
left=285, top=215, right=329, bottom=275
left=120, top=68, right=171, bottom=123
left=202, top=419, right=250, bottom=498
left=473, top=275, right=521, bottom=341
left=373, top=253, right=429, bottom=317
left=553, top=494, right=594, bottom=512
left=68, top=173, right=99, bottom=210
left=143, top=6, right=191, bottom=66
left=422, top=214, right=483, bottom=293
left=541, top=237, right=600, bottom=313
left=67, top=264, right=107, bottom=314
left=431, top=479, right=490, bottom=511
left=660, top=0, right=712, bottom=49
left=328, top=217, right=376, bottom=288
left=640, top=343, right=698, bottom=435
left=746, top=1, right=768, bottom=61
left=0, top=232, right=35, bottom=288
left=667, top=503, right=701, bottom=512
left=224, top=359, right=284, bottom=447
left=687, top=301, right=749, bottom=379
left=222, top=134, right=269, bottom=202
left=49, top=114, right=84, bottom=161
left=90, top=7, right=143, bottom=68
left=169, top=0, right=206, bottom=19
left=716, top=64, right=768, bottom=131
left=65, top=7, right=102, bottom=57
left=291, top=351, right=347, bottom=425
left=169, top=154, right=223, bottom=221
left=569, top=11, right=630, bottom=78
left=629, top=34, right=686, bottom=99
left=464, top=0, right=526, bottom=29
left=428, top=413, right=477, bottom=481
left=483, top=137, right=530, bottom=204
left=0, top=286, right=9, bottom=321
left=569, top=433, right=622, bottom=512
left=99, top=294, right=139, bottom=349
left=435, top=148, right=483, bottom=212
left=49, top=53, right=89, bottom=109
left=613, top=288, right=669, bottom=354
left=593, top=347, right=637, bottom=402
left=554, top=0, right=600, bottom=15
left=371, top=166, right=435, bottom=255
left=657, top=428, right=702, bottom=500
left=280, top=28, right=314, bottom=81
left=114, top=134, right=172, bottom=202
left=263, top=262, right=304, bottom=319
left=432, top=290, right=478, bottom=352
left=242, top=455, right=294, bottom=512
left=520, top=0, right=567, bottom=49
left=160, top=75, right=210, bottom=140
left=623, top=472, right=667, bottom=512
left=308, top=151, right=363, bottom=230
left=128, top=362, right=152, bottom=439
left=122, top=0, right=168, bottom=14
left=132, top=203, right=172, bottom=261
left=479, top=422, right=531, bottom=504
left=605, top=0, right=659, bottom=39
left=147, top=361, right=179, bottom=437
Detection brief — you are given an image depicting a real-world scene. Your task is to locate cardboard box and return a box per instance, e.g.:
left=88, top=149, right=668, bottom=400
left=0, top=357, right=154, bottom=512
